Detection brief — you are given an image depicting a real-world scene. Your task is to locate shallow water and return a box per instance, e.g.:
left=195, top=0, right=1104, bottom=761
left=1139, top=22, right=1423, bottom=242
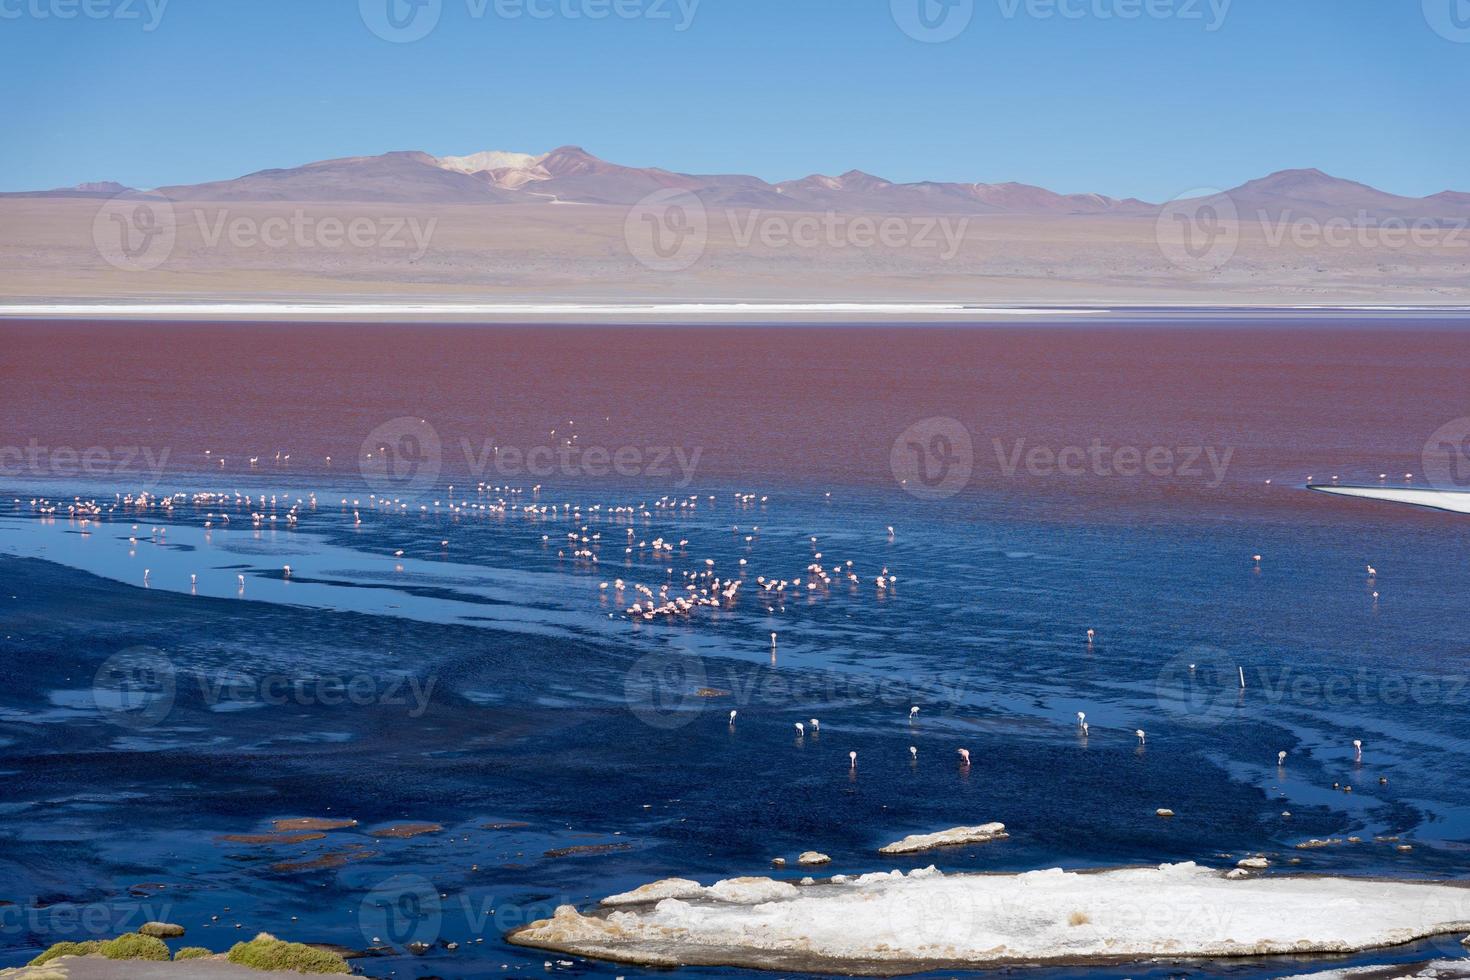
left=2, top=320, right=1470, bottom=978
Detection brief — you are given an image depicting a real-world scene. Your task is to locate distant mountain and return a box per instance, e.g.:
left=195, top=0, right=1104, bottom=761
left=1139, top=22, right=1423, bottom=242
left=153, top=151, right=518, bottom=204
left=6, top=150, right=1467, bottom=219
left=1426, top=190, right=1470, bottom=209
left=1216, top=168, right=1470, bottom=221
left=4, top=179, right=136, bottom=199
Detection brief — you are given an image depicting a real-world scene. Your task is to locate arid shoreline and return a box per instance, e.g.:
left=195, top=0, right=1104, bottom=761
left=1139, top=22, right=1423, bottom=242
left=5, top=198, right=1470, bottom=316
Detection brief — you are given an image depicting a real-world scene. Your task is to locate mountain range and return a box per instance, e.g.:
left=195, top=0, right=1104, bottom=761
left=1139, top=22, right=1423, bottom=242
left=11, top=147, right=1469, bottom=220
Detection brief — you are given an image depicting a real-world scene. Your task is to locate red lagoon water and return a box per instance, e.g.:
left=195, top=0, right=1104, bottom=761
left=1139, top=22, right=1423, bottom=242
left=1, top=320, right=1466, bottom=515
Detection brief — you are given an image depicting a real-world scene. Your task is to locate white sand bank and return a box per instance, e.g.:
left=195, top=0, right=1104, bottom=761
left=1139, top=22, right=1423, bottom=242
left=509, top=863, right=1470, bottom=974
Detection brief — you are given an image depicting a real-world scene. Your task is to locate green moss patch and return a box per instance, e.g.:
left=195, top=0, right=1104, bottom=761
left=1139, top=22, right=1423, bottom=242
left=99, top=932, right=171, bottom=960
left=28, top=939, right=101, bottom=966
left=174, top=946, right=216, bottom=960
left=227, top=932, right=350, bottom=974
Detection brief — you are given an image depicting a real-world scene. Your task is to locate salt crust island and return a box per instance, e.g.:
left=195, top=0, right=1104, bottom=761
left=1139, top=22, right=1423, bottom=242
left=508, top=862, right=1470, bottom=974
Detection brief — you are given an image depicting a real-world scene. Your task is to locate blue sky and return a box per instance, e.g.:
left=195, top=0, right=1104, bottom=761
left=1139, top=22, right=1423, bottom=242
left=1, top=0, right=1466, bottom=198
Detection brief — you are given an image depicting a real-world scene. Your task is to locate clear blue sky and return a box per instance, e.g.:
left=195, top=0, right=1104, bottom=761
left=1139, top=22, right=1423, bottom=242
left=2, top=0, right=1466, bottom=198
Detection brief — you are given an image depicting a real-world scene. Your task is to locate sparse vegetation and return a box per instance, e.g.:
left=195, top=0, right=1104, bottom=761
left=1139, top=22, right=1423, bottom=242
left=1068, top=911, right=1091, bottom=927
left=28, top=931, right=351, bottom=974
left=99, top=932, right=171, bottom=960
left=174, top=946, right=215, bottom=960
left=226, top=932, right=350, bottom=974
left=28, top=940, right=100, bottom=966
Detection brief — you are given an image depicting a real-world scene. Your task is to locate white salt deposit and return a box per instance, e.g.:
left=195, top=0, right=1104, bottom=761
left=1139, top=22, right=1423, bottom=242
left=1280, top=961, right=1470, bottom=980
left=509, top=863, right=1470, bottom=973
left=601, top=878, right=706, bottom=907
left=879, top=823, right=1008, bottom=854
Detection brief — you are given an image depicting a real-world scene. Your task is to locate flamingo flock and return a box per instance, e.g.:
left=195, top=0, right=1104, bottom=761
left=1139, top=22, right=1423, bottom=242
left=7, top=479, right=1384, bottom=801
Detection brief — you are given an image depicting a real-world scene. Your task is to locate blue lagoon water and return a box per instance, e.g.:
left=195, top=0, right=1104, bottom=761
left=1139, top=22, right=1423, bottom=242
left=2, top=320, right=1470, bottom=978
